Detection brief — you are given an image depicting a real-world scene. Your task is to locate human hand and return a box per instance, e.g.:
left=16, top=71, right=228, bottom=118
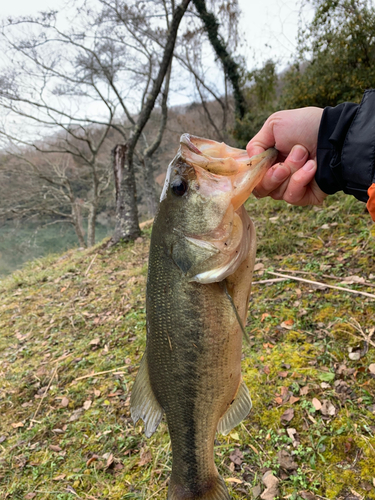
left=246, top=108, right=327, bottom=206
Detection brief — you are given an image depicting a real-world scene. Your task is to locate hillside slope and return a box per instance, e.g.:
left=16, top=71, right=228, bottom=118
left=0, top=194, right=375, bottom=500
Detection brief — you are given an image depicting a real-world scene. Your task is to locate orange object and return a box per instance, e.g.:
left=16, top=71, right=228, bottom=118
left=367, top=183, right=375, bottom=221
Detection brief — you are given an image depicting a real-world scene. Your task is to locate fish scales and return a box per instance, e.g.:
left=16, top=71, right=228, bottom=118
left=131, top=135, right=277, bottom=500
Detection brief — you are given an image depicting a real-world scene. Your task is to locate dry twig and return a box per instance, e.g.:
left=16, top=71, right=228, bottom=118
left=72, top=366, right=128, bottom=383
left=267, top=271, right=375, bottom=299
left=33, top=364, right=58, bottom=420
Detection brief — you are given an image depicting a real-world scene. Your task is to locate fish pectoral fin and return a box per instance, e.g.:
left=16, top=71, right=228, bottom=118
left=217, top=380, right=252, bottom=436
left=130, top=352, right=164, bottom=438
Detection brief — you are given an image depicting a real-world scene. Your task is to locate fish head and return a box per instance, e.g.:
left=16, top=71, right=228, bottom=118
left=159, top=134, right=277, bottom=283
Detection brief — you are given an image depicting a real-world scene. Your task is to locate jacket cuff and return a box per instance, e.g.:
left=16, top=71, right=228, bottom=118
left=316, top=90, right=375, bottom=202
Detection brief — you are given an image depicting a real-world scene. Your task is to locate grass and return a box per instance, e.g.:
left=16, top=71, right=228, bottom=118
left=0, top=193, right=374, bottom=500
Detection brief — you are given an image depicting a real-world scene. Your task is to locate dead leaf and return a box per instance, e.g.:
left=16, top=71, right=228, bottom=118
left=321, top=400, right=336, bottom=416
left=86, top=455, right=99, bottom=467
left=229, top=448, right=243, bottom=466
left=249, top=444, right=259, bottom=455
left=280, top=319, right=294, bottom=330
left=289, top=396, right=300, bottom=404
left=261, top=313, right=270, bottom=322
left=11, top=422, right=24, bottom=429
left=69, top=408, right=83, bottom=422
left=369, top=363, right=375, bottom=375
left=312, top=398, right=322, bottom=411
left=254, top=263, right=265, bottom=272
left=49, top=444, right=62, bottom=452
left=278, top=371, right=289, bottom=378
left=339, top=275, right=366, bottom=285
left=263, top=366, right=270, bottom=375
left=89, top=337, right=100, bottom=346
left=225, top=477, right=243, bottom=484
left=281, top=408, right=294, bottom=422
left=138, top=449, right=152, bottom=467
left=105, top=453, right=114, bottom=468
left=83, top=400, right=92, bottom=410
left=65, top=485, right=78, bottom=496
left=61, top=397, right=69, bottom=407
left=287, top=428, right=298, bottom=447
left=53, top=474, right=66, bottom=481
left=277, top=450, right=298, bottom=470
left=94, top=389, right=101, bottom=397
left=300, top=385, right=310, bottom=396
left=0, top=436, right=7, bottom=443
left=260, top=471, right=279, bottom=500
left=252, top=485, right=262, bottom=498
left=274, top=397, right=283, bottom=405
left=25, top=494, right=36, bottom=499
left=300, top=492, right=317, bottom=500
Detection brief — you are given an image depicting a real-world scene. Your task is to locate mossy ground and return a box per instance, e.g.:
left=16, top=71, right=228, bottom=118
left=0, top=193, right=374, bottom=500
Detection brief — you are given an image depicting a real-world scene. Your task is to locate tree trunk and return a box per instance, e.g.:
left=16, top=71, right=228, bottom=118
left=192, top=0, right=245, bottom=119
left=143, top=156, right=159, bottom=217
left=87, top=201, right=97, bottom=247
left=72, top=199, right=86, bottom=248
left=110, top=144, right=140, bottom=245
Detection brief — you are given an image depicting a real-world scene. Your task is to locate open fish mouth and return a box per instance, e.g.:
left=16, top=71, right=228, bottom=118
left=160, top=134, right=277, bottom=206
left=179, top=133, right=277, bottom=210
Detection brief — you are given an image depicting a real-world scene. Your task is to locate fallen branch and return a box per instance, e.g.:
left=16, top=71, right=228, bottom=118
left=84, top=253, right=98, bottom=276
left=33, top=364, right=58, bottom=420
left=277, top=267, right=375, bottom=288
left=252, top=278, right=286, bottom=285
left=268, top=271, right=375, bottom=299
left=72, top=366, right=128, bottom=383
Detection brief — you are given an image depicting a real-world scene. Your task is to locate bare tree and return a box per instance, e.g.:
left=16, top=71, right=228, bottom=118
left=0, top=0, right=190, bottom=244
left=0, top=0, right=244, bottom=248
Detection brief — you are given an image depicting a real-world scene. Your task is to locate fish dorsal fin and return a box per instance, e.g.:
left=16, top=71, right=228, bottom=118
left=217, top=380, right=252, bottom=436
left=130, top=352, right=164, bottom=438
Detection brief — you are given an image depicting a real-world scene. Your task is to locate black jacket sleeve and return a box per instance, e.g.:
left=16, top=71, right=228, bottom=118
left=316, top=89, right=375, bottom=202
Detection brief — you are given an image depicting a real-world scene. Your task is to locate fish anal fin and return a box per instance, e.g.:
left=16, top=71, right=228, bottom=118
left=130, top=352, right=164, bottom=438
left=217, top=380, right=252, bottom=436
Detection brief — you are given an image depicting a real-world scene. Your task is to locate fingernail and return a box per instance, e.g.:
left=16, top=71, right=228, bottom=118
left=290, top=145, right=307, bottom=162
left=271, top=164, right=289, bottom=182
left=302, top=160, right=316, bottom=172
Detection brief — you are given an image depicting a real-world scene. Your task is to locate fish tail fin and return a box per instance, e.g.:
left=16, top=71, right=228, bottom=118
left=168, top=475, right=230, bottom=500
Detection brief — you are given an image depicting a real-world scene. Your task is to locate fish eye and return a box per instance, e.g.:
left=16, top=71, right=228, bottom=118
left=171, top=178, right=188, bottom=196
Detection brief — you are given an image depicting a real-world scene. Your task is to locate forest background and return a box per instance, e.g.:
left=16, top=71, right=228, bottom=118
left=0, top=0, right=374, bottom=276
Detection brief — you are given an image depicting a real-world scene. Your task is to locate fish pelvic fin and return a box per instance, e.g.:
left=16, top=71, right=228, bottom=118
left=168, top=476, right=230, bottom=500
left=217, top=380, right=252, bottom=436
left=130, top=352, right=164, bottom=438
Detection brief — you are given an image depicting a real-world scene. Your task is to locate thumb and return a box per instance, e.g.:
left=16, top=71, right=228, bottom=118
left=246, top=118, right=276, bottom=158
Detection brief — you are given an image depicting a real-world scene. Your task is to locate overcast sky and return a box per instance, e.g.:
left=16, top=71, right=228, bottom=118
left=1, top=0, right=311, bottom=113
left=2, top=0, right=305, bottom=69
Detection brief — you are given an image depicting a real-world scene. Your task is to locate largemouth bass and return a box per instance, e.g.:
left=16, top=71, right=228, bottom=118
left=131, top=135, right=277, bottom=500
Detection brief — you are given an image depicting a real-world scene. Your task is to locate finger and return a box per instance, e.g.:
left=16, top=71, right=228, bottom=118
left=253, top=144, right=309, bottom=199
left=283, top=160, right=317, bottom=205
left=246, top=117, right=277, bottom=157
left=253, top=162, right=290, bottom=198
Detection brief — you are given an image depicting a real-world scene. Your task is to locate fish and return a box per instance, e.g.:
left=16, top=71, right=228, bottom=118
left=130, top=134, right=277, bottom=500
